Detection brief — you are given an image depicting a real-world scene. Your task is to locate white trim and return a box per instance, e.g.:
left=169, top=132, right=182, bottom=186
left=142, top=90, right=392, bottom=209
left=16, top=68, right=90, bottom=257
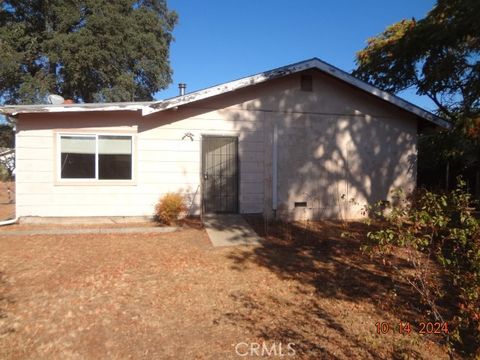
left=57, top=133, right=135, bottom=183
left=148, top=58, right=451, bottom=128
left=2, top=102, right=155, bottom=116
left=0, top=58, right=451, bottom=128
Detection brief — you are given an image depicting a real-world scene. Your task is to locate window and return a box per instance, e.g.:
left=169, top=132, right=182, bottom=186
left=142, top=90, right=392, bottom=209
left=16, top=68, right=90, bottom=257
left=60, top=135, right=96, bottom=178
left=98, top=136, right=132, bottom=180
left=59, top=134, right=133, bottom=180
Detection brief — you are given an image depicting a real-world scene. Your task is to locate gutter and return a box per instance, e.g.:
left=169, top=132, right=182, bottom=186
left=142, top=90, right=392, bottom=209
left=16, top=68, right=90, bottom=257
left=0, top=58, right=450, bottom=129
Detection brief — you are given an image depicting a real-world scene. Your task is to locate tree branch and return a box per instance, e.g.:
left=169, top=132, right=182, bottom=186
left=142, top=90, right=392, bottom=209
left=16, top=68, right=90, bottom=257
left=426, top=92, right=456, bottom=121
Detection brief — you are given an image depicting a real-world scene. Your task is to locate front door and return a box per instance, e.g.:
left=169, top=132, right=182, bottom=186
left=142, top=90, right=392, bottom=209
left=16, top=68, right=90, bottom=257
left=202, top=136, right=238, bottom=213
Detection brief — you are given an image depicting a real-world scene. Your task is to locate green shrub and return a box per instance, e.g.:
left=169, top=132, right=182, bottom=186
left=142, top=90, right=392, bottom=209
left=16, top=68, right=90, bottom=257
left=363, top=179, right=480, bottom=357
left=155, top=192, right=187, bottom=225
left=0, top=164, right=12, bottom=181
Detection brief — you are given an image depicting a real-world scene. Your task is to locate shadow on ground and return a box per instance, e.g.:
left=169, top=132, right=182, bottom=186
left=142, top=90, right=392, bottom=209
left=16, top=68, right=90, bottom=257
left=219, top=216, right=444, bottom=359
left=0, top=271, right=15, bottom=337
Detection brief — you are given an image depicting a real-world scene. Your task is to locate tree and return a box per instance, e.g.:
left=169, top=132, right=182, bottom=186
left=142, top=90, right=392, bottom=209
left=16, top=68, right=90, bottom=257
left=353, top=0, right=480, bottom=194
left=354, top=1, right=480, bottom=354
left=0, top=122, right=15, bottom=180
left=353, top=0, right=479, bottom=122
left=0, top=0, right=178, bottom=104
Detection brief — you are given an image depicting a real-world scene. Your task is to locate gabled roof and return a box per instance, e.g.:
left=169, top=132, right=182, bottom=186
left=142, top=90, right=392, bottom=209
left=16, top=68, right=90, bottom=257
left=0, top=58, right=451, bottom=128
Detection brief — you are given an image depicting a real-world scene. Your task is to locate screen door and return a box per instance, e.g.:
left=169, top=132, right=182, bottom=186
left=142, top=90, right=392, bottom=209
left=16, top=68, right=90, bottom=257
left=202, top=136, right=238, bottom=213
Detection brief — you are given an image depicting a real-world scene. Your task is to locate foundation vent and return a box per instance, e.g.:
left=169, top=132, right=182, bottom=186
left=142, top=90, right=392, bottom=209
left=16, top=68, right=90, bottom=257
left=294, top=201, right=307, bottom=208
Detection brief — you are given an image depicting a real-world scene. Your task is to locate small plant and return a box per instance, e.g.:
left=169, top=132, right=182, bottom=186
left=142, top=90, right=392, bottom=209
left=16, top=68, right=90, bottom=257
left=155, top=192, right=187, bottom=225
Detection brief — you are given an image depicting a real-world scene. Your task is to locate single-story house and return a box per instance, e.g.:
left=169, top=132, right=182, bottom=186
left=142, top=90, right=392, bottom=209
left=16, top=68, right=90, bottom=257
left=0, top=58, right=450, bottom=221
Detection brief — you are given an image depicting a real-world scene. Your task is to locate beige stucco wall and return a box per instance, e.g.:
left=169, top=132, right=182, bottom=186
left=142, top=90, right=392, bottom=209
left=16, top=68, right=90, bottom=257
left=15, top=70, right=417, bottom=219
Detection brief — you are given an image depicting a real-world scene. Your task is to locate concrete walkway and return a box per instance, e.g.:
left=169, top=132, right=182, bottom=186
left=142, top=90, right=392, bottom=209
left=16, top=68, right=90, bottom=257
left=203, top=214, right=263, bottom=247
left=0, top=226, right=179, bottom=236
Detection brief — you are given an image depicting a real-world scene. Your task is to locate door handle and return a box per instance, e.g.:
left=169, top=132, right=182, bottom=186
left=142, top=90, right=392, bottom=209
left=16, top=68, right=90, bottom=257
left=204, top=172, right=208, bottom=180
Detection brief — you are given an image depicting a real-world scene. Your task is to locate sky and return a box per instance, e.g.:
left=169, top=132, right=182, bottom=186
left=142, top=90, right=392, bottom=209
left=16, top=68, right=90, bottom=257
left=157, top=0, right=437, bottom=111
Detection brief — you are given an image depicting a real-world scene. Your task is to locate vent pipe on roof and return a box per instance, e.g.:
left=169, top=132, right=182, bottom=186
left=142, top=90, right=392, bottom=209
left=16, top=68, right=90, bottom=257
left=178, top=83, right=186, bottom=96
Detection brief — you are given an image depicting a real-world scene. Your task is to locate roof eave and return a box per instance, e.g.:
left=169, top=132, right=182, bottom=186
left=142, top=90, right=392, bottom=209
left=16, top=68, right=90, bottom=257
left=0, top=102, right=157, bottom=117
left=149, top=58, right=320, bottom=112
left=147, top=57, right=451, bottom=129
left=0, top=58, right=451, bottom=129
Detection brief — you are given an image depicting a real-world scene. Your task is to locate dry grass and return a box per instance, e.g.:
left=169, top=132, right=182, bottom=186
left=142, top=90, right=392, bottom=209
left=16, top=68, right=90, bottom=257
left=0, top=217, right=452, bottom=359
left=0, top=182, right=14, bottom=221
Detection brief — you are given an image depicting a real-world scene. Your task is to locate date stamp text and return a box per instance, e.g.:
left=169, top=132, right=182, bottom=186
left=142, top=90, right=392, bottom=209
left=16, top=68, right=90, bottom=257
left=375, top=321, right=449, bottom=335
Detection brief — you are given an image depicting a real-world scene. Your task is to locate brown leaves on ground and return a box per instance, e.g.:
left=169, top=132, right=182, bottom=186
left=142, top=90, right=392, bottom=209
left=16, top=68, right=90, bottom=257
left=0, top=182, right=14, bottom=221
left=0, top=217, right=452, bottom=359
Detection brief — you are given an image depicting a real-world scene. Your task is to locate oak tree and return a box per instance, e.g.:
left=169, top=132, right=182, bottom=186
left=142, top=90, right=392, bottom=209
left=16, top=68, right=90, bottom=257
left=0, top=0, right=178, bottom=104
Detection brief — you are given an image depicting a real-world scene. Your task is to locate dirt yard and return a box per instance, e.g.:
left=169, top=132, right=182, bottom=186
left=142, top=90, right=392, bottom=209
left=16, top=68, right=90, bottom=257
left=0, top=218, right=452, bottom=359
left=0, top=182, right=14, bottom=221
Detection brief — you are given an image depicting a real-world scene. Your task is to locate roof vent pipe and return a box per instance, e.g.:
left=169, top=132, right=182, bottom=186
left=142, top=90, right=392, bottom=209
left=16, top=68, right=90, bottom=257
left=178, top=83, right=186, bottom=96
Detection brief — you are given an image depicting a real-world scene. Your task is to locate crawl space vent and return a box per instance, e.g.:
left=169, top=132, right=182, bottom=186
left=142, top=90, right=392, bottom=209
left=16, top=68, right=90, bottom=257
left=294, top=201, right=307, bottom=208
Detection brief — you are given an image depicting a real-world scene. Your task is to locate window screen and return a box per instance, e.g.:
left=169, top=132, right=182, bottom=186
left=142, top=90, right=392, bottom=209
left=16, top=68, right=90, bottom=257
left=98, top=135, right=132, bottom=180
left=59, top=134, right=133, bottom=180
left=60, top=136, right=96, bottom=178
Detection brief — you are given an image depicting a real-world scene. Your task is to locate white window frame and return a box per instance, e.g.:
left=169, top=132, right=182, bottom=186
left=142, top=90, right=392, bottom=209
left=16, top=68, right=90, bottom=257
left=56, top=133, right=135, bottom=183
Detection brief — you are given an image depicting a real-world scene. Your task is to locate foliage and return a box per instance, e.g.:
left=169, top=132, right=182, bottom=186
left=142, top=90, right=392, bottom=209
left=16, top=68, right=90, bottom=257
left=0, top=123, right=15, bottom=180
left=363, top=180, right=480, bottom=356
left=155, top=192, right=186, bottom=225
left=0, top=160, right=14, bottom=181
left=418, top=125, right=479, bottom=191
left=0, top=124, right=14, bottom=149
left=0, top=0, right=177, bottom=104
left=353, top=0, right=480, bottom=192
left=353, top=0, right=480, bottom=121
